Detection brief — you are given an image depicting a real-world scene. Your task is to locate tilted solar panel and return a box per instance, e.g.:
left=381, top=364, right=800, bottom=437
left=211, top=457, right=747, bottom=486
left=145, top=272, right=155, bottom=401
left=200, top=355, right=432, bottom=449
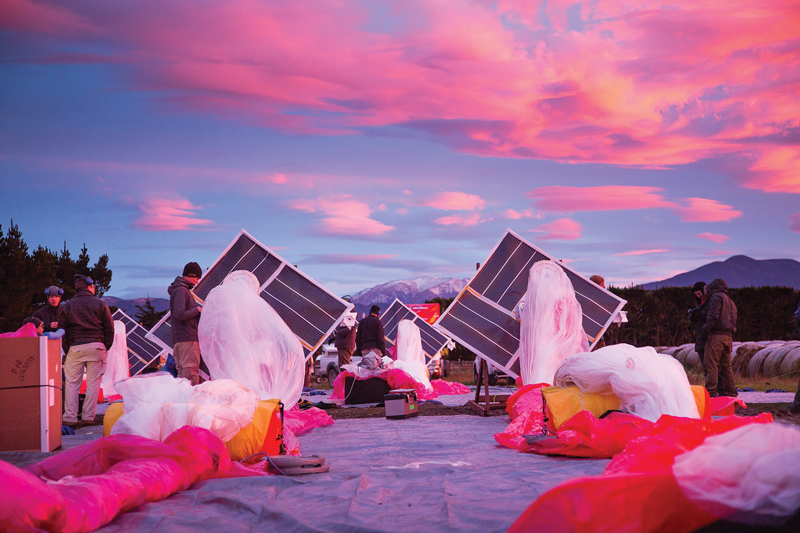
left=435, top=229, right=625, bottom=379
left=145, top=229, right=353, bottom=362
left=381, top=299, right=452, bottom=363
left=112, top=309, right=169, bottom=376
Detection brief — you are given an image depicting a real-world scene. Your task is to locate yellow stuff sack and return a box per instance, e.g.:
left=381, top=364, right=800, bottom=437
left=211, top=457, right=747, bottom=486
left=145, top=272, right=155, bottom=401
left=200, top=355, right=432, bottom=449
left=542, top=384, right=711, bottom=431
left=541, top=386, right=620, bottom=431
left=225, top=399, right=283, bottom=462
left=103, top=402, right=125, bottom=436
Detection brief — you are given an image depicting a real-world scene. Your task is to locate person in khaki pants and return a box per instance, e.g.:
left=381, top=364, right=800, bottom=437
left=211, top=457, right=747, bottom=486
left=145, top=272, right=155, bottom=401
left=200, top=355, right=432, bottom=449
left=58, top=275, right=114, bottom=428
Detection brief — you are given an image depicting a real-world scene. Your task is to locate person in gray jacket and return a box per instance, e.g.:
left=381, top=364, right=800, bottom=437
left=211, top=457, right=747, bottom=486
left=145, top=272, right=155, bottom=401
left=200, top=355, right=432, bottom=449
left=58, top=275, right=114, bottom=428
left=169, top=262, right=203, bottom=386
left=701, top=278, right=738, bottom=397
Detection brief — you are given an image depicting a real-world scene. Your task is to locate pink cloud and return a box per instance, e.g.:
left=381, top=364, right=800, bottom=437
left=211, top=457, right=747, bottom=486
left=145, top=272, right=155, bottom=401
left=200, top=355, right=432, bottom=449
left=790, top=213, right=800, bottom=233
left=5, top=0, right=800, bottom=193
left=674, top=198, right=742, bottom=223
left=531, top=218, right=582, bottom=240
left=613, top=249, right=669, bottom=257
left=424, top=191, right=486, bottom=210
left=696, top=232, right=730, bottom=244
left=432, top=213, right=490, bottom=226
left=288, top=194, right=394, bottom=236
left=501, top=208, right=539, bottom=220
left=133, top=198, right=213, bottom=231
left=527, top=186, right=675, bottom=212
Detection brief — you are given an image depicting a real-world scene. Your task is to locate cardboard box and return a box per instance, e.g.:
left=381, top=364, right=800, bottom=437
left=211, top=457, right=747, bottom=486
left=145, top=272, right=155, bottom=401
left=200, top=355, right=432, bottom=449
left=0, top=336, right=62, bottom=452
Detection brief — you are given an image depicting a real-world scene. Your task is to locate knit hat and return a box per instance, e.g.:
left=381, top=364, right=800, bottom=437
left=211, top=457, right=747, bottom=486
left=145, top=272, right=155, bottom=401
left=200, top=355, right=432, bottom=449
left=183, top=262, right=202, bottom=278
left=691, top=281, right=706, bottom=293
left=44, top=285, right=63, bottom=297
left=589, top=275, right=605, bottom=287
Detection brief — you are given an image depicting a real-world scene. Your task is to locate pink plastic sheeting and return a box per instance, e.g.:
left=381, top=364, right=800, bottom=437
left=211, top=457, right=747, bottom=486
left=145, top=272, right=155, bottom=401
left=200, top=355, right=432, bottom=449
left=709, top=395, right=747, bottom=416
left=0, top=322, right=37, bottom=338
left=509, top=414, right=778, bottom=533
left=0, top=426, right=265, bottom=533
left=331, top=368, right=439, bottom=400
left=430, top=379, right=470, bottom=395
left=284, top=406, right=334, bottom=436
left=495, top=384, right=548, bottom=450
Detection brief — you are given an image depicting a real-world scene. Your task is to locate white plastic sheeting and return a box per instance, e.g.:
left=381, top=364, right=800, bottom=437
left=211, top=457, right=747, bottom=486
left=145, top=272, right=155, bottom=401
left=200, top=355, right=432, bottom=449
left=111, top=373, right=258, bottom=443
left=393, top=319, right=432, bottom=389
left=198, top=270, right=304, bottom=409
left=674, top=423, right=800, bottom=525
left=517, top=261, right=589, bottom=386
left=102, top=321, right=130, bottom=398
left=555, top=343, right=700, bottom=422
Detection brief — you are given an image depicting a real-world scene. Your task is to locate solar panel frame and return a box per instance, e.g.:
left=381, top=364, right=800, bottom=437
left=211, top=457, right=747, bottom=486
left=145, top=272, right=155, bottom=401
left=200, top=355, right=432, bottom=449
left=381, top=299, right=452, bottom=364
left=434, top=229, right=626, bottom=379
left=112, top=309, right=169, bottom=376
left=144, top=229, right=353, bottom=362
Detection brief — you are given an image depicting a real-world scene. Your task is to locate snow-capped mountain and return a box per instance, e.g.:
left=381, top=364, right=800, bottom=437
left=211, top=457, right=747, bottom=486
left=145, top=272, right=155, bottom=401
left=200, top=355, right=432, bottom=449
left=352, top=276, right=468, bottom=315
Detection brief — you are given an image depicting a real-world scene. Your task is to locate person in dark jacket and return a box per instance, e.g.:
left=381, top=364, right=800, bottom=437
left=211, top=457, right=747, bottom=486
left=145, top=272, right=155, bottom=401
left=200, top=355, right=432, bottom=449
left=58, top=275, right=114, bottom=428
left=701, top=278, right=738, bottom=397
left=33, top=285, right=63, bottom=333
left=355, top=305, right=387, bottom=359
left=169, top=262, right=203, bottom=386
left=792, top=302, right=800, bottom=414
left=688, top=281, right=708, bottom=367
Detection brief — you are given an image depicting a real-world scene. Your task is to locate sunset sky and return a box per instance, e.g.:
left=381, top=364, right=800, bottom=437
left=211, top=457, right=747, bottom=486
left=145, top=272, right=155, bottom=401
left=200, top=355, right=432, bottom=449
left=1, top=0, right=798, bottom=299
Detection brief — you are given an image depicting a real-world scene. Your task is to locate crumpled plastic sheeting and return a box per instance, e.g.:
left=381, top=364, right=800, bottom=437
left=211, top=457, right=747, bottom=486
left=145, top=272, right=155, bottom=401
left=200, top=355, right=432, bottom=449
left=111, top=373, right=258, bottom=443
left=331, top=368, right=439, bottom=401
left=0, top=426, right=264, bottom=533
left=495, top=384, right=548, bottom=450
left=0, top=322, right=37, bottom=338
left=509, top=414, right=778, bottom=533
left=555, top=343, right=699, bottom=422
left=673, top=423, right=800, bottom=525
left=198, top=270, right=304, bottom=409
left=430, top=379, right=470, bottom=395
left=393, top=321, right=432, bottom=388
left=101, top=321, right=130, bottom=400
left=283, top=406, right=334, bottom=436
left=708, top=395, right=747, bottom=416
left=517, top=261, right=589, bottom=386
left=94, top=416, right=610, bottom=532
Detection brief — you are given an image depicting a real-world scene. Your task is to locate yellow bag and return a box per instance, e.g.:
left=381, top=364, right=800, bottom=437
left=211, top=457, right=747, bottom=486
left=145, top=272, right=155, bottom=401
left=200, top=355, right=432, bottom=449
left=542, top=384, right=711, bottom=431
left=103, top=402, right=125, bottom=436
left=542, top=386, right=620, bottom=431
left=225, top=399, right=283, bottom=462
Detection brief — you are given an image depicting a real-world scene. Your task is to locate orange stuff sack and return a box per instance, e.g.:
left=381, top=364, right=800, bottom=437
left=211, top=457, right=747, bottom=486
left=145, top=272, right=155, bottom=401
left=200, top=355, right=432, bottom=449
left=225, top=399, right=283, bottom=462
left=103, top=402, right=125, bottom=436
left=542, top=384, right=710, bottom=431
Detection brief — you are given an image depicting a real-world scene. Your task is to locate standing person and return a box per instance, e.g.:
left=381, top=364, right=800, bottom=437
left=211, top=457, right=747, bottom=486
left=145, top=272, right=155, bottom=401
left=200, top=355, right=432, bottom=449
left=33, top=285, right=63, bottom=333
left=58, top=275, right=114, bottom=428
left=334, top=314, right=357, bottom=369
left=169, top=262, right=203, bottom=386
left=688, top=281, right=709, bottom=367
left=355, top=305, right=387, bottom=363
left=701, top=278, right=738, bottom=397
left=792, top=300, right=800, bottom=414
left=589, top=275, right=607, bottom=350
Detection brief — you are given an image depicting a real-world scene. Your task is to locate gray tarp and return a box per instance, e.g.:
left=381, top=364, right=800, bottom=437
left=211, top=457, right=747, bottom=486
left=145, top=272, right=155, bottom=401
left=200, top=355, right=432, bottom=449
left=97, top=415, right=609, bottom=532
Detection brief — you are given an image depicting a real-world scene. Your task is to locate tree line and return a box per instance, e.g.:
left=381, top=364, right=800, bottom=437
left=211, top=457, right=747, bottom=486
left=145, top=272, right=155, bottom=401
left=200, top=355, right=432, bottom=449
left=0, top=221, right=113, bottom=333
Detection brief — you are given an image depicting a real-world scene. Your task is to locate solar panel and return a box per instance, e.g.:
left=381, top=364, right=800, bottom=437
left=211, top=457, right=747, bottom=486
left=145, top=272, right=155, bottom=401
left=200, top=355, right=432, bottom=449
left=435, top=229, right=626, bottom=379
left=381, top=299, right=452, bottom=363
left=145, top=229, right=353, bottom=362
left=112, top=309, right=169, bottom=376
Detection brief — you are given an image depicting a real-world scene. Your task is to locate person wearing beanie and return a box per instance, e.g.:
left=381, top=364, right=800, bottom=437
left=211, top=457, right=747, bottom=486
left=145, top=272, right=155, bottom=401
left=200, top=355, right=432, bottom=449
left=58, top=274, right=114, bottom=428
left=701, top=278, right=738, bottom=397
left=22, top=316, right=44, bottom=336
left=33, top=285, right=63, bottom=333
left=169, top=262, right=204, bottom=386
left=688, top=281, right=709, bottom=369
left=355, top=304, right=387, bottom=360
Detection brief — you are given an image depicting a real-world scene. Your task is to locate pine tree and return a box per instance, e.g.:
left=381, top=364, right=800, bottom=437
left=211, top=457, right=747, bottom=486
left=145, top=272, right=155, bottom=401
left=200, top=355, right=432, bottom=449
left=134, top=296, right=167, bottom=330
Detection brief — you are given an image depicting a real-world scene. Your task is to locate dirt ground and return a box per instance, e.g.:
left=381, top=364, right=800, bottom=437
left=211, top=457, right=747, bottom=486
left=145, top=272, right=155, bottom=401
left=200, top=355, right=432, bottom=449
left=735, top=403, right=800, bottom=426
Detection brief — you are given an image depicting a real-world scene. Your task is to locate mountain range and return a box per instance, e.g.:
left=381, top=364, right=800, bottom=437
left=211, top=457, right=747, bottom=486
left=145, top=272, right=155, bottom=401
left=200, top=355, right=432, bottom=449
left=103, top=255, right=799, bottom=318
left=641, top=255, right=800, bottom=290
